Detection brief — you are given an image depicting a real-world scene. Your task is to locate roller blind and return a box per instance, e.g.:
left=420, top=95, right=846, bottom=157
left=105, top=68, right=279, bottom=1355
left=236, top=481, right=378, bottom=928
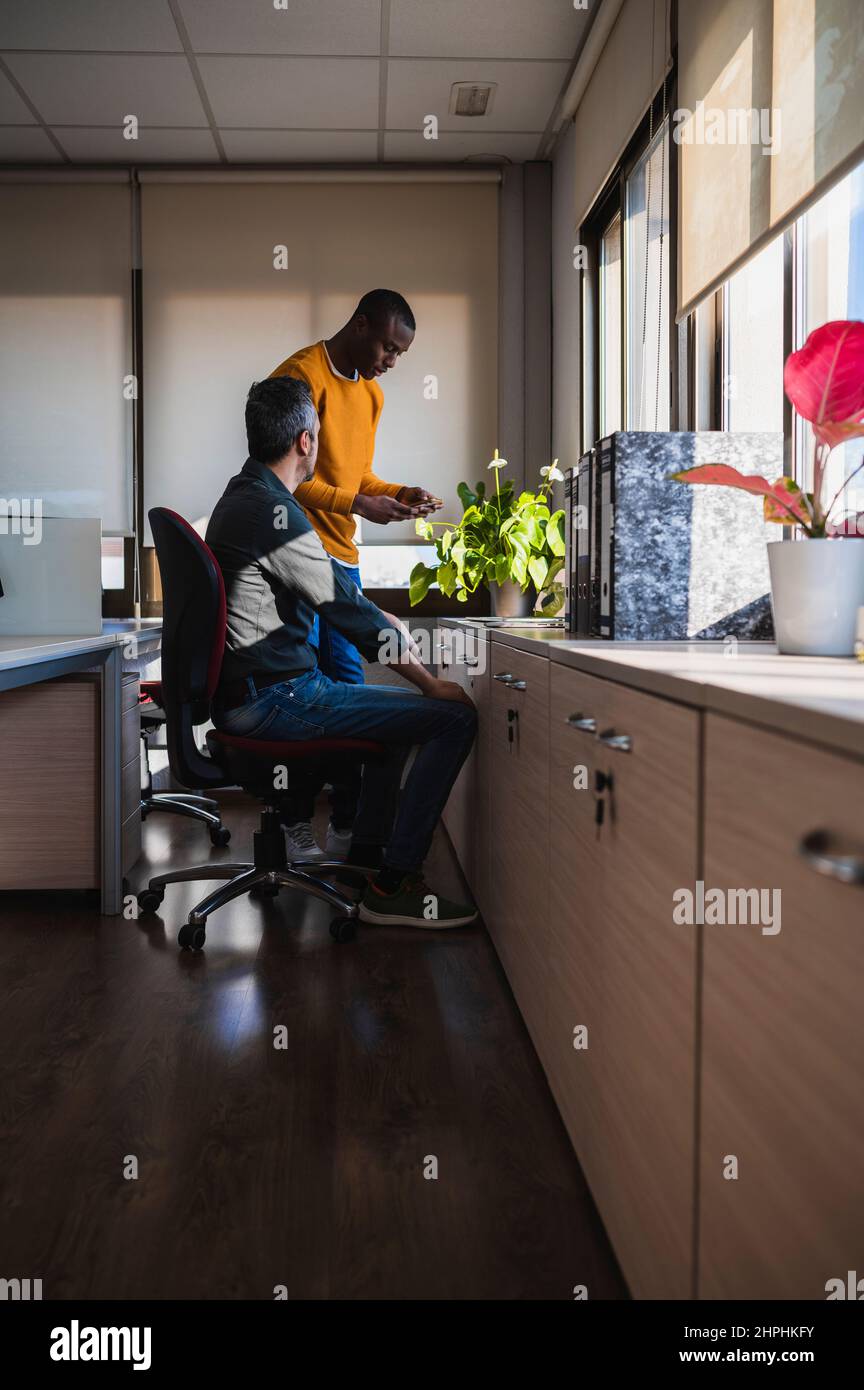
left=573, top=0, right=671, bottom=229
left=141, top=180, right=498, bottom=545
left=0, top=183, right=134, bottom=534
left=678, top=0, right=864, bottom=318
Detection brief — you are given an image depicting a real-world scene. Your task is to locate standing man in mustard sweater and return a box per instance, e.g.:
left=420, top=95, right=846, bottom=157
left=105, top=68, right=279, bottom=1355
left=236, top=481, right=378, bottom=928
left=269, top=288, right=441, bottom=861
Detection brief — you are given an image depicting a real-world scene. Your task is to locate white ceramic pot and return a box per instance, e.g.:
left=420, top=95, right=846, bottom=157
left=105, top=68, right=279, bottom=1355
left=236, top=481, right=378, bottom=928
left=767, top=538, right=864, bottom=656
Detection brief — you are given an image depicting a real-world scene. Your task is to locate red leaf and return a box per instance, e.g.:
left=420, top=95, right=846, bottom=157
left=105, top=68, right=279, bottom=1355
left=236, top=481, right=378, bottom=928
left=784, top=320, right=864, bottom=448
left=670, top=464, right=811, bottom=526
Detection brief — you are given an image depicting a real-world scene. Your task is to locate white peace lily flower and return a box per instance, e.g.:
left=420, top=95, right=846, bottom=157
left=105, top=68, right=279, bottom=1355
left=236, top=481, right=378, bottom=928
left=541, top=459, right=564, bottom=483
left=487, top=447, right=508, bottom=470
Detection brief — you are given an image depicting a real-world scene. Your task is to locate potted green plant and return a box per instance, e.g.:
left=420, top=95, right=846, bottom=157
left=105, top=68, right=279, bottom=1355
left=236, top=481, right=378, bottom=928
left=671, top=320, right=864, bottom=656
left=408, top=450, right=566, bottom=617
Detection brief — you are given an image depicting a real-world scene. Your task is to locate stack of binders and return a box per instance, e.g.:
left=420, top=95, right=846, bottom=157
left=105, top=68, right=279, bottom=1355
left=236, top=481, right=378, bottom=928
left=565, top=431, right=783, bottom=641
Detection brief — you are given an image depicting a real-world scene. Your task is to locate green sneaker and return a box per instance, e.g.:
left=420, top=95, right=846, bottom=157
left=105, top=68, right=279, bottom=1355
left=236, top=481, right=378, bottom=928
left=358, top=874, right=478, bottom=929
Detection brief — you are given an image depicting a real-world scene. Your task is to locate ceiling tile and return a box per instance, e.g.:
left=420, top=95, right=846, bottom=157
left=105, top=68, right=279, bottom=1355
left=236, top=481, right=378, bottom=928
left=198, top=56, right=379, bottom=129
left=0, top=125, right=61, bottom=160
left=386, top=58, right=569, bottom=133
left=390, top=0, right=589, bottom=60
left=2, top=53, right=209, bottom=126
left=179, top=0, right=381, bottom=56
left=384, top=130, right=540, bottom=162
left=0, top=68, right=36, bottom=122
left=220, top=129, right=378, bottom=162
left=55, top=126, right=220, bottom=162
left=0, top=0, right=182, bottom=52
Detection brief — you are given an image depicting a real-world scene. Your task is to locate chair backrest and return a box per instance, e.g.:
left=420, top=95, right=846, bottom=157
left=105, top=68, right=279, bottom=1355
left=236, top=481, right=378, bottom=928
left=149, top=507, right=226, bottom=788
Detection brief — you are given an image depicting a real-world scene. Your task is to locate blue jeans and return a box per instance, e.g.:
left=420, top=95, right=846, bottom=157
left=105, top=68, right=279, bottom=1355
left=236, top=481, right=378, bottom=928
left=310, top=563, right=365, bottom=685
left=302, top=562, right=364, bottom=825
left=212, top=668, right=476, bottom=872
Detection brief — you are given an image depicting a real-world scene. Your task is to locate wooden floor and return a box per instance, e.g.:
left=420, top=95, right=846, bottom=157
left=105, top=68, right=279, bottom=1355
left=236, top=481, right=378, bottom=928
left=0, top=796, right=628, bottom=1300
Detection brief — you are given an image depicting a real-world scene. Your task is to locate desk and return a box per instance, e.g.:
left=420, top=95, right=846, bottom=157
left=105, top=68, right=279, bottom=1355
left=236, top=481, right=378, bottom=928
left=0, top=620, right=162, bottom=914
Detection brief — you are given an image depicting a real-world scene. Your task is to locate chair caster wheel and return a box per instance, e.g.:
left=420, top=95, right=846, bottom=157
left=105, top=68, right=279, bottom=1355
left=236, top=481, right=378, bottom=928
left=209, top=824, right=231, bottom=847
left=137, top=888, right=164, bottom=916
left=251, top=881, right=280, bottom=899
left=178, top=922, right=206, bottom=951
left=329, top=916, right=357, bottom=944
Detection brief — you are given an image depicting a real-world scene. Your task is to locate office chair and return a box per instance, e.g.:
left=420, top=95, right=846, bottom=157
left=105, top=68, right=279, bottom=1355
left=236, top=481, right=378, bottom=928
left=138, top=681, right=230, bottom=847
left=135, top=507, right=384, bottom=951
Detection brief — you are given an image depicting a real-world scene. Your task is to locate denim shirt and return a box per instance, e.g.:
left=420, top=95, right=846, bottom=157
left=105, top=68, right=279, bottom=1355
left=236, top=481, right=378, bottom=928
left=205, top=458, right=399, bottom=685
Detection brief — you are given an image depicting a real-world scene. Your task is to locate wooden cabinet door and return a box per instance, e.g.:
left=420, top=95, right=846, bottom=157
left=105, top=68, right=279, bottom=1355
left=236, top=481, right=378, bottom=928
left=467, top=648, right=491, bottom=916
left=700, top=714, right=864, bottom=1300
left=487, top=643, right=551, bottom=1036
left=592, top=680, right=699, bottom=1299
left=546, top=667, right=699, bottom=1300
left=438, top=627, right=473, bottom=874
left=546, top=664, right=613, bottom=1153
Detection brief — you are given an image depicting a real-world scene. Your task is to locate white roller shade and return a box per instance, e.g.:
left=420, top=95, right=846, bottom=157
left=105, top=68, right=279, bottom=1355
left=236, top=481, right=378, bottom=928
left=0, top=183, right=133, bottom=534
left=573, top=0, right=671, bottom=229
left=678, top=0, right=864, bottom=318
left=141, top=180, right=498, bottom=544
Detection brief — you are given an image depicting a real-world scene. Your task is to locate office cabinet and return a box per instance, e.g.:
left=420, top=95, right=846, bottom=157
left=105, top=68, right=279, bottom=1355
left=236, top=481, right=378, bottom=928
left=700, top=714, right=864, bottom=1300
left=547, top=665, right=699, bottom=1300
left=0, top=676, right=100, bottom=889
left=487, top=644, right=551, bottom=1048
left=467, top=653, right=491, bottom=918
left=438, top=627, right=479, bottom=884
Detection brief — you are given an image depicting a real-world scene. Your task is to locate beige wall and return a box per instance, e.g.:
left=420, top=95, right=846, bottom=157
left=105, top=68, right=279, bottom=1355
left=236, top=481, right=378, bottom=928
left=142, top=179, right=498, bottom=544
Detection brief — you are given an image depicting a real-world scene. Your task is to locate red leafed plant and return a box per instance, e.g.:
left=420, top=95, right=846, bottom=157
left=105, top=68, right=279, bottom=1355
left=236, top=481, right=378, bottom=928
left=671, top=319, right=864, bottom=537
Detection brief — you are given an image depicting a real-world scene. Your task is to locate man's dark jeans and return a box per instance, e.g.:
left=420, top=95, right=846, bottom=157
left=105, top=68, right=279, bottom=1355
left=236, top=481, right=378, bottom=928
left=212, top=668, right=476, bottom=871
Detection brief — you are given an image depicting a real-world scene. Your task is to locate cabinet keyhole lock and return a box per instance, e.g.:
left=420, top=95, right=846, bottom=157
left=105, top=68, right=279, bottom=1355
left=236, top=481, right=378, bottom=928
left=593, top=769, right=611, bottom=836
left=507, top=708, right=518, bottom=748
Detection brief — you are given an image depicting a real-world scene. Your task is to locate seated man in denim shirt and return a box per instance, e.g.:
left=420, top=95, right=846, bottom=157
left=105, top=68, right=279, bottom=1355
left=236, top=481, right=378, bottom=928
left=206, top=376, right=478, bottom=929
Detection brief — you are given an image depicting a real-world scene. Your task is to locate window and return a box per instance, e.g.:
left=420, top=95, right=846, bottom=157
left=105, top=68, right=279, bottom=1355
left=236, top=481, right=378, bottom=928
left=692, top=152, right=864, bottom=522
left=626, top=120, right=670, bottom=431
left=796, top=164, right=864, bottom=518
left=101, top=536, right=125, bottom=590
left=357, top=544, right=438, bottom=589
left=581, top=95, right=672, bottom=449
left=722, top=235, right=785, bottom=433
left=599, top=212, right=623, bottom=437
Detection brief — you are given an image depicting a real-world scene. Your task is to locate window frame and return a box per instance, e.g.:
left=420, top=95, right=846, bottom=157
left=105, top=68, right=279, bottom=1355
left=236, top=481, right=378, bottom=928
left=580, top=79, right=679, bottom=454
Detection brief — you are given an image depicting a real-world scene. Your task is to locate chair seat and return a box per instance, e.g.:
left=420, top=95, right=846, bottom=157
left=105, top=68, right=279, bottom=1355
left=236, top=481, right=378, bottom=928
left=208, top=730, right=385, bottom=759
left=205, top=729, right=386, bottom=791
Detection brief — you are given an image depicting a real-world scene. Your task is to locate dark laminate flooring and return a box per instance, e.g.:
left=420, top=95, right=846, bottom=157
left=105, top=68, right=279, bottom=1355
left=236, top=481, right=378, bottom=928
left=0, top=796, right=628, bottom=1301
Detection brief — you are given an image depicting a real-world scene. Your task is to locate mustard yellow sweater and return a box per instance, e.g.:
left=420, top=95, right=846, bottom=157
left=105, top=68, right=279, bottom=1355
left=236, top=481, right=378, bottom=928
left=269, top=340, right=402, bottom=564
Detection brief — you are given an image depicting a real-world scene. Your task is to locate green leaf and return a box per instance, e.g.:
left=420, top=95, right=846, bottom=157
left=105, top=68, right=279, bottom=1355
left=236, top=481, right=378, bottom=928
left=456, top=588, right=468, bottom=602
left=457, top=482, right=476, bottom=510
left=545, top=511, right=566, bottom=556
left=495, top=554, right=510, bottom=584
left=415, top=518, right=433, bottom=540
left=408, top=562, right=434, bottom=607
left=528, top=555, right=548, bottom=591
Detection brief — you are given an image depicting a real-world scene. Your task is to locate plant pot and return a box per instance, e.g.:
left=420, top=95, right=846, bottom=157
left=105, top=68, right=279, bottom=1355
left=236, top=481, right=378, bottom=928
left=489, top=579, right=537, bottom=619
left=767, top=538, right=864, bottom=656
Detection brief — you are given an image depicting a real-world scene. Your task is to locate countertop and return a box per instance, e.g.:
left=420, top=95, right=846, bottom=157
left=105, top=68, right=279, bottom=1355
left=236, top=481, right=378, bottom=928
left=441, top=618, right=864, bottom=760
left=0, top=620, right=163, bottom=674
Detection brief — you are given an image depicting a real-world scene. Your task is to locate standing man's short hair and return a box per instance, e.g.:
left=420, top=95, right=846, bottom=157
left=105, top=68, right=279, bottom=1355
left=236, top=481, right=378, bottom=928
left=354, top=289, right=415, bottom=332
left=245, top=377, right=316, bottom=464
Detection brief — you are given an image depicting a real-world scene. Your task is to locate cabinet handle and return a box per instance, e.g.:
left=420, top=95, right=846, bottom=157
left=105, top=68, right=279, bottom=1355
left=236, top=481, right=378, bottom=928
left=566, top=714, right=597, bottom=732
left=465, top=657, right=480, bottom=669
left=509, top=679, right=527, bottom=691
left=493, top=672, right=515, bottom=684
left=598, top=729, right=632, bottom=753
left=799, top=830, right=864, bottom=885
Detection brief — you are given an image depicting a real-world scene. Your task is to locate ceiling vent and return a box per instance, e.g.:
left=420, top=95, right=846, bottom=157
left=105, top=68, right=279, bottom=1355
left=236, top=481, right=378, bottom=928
left=449, top=82, right=497, bottom=117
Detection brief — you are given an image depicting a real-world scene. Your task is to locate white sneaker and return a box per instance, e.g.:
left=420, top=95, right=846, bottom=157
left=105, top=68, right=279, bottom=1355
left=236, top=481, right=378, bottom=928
left=325, top=822, right=353, bottom=860
left=284, top=821, right=326, bottom=862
